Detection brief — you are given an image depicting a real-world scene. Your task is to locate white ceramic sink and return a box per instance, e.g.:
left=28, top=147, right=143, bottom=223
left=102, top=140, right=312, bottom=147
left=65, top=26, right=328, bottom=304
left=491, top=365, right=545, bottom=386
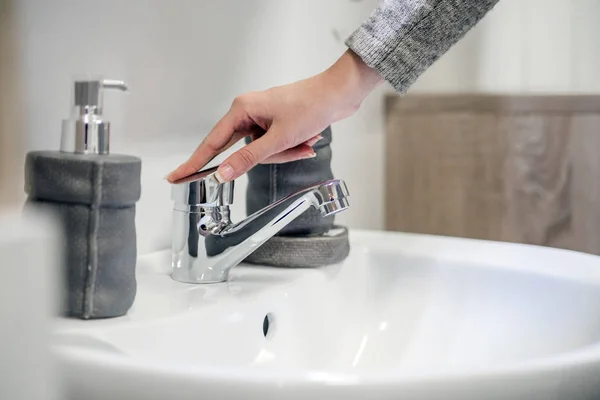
left=54, top=230, right=600, bottom=400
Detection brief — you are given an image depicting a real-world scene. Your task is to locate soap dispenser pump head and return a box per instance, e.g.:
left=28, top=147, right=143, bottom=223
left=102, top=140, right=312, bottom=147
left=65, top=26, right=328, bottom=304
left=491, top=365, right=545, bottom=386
left=60, top=78, right=128, bottom=155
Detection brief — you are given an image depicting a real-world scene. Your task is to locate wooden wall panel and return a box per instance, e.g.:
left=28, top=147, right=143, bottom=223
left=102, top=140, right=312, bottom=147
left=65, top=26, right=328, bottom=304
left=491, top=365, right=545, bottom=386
left=385, top=94, right=600, bottom=255
left=0, top=0, right=24, bottom=207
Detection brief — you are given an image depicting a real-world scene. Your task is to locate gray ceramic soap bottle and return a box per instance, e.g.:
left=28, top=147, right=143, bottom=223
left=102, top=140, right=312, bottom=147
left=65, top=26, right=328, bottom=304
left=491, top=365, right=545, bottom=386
left=24, top=78, right=141, bottom=319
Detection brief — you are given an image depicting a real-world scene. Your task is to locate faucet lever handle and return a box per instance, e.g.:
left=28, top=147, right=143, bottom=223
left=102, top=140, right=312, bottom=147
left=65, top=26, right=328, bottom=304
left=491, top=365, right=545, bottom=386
left=170, top=166, right=234, bottom=207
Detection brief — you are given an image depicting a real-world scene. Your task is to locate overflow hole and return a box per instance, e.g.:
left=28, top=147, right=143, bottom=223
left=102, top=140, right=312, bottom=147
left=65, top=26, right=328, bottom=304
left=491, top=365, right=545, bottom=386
left=263, top=313, right=275, bottom=338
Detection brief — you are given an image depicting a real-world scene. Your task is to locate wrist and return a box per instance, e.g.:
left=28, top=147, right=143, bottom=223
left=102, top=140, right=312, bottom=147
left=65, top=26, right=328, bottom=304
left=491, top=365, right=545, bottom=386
left=322, top=49, right=383, bottom=112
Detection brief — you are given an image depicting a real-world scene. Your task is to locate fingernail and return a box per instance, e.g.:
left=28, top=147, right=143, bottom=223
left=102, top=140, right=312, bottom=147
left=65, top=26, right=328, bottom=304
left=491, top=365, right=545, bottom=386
left=216, top=163, right=234, bottom=182
left=303, top=151, right=317, bottom=159
left=306, top=135, right=323, bottom=147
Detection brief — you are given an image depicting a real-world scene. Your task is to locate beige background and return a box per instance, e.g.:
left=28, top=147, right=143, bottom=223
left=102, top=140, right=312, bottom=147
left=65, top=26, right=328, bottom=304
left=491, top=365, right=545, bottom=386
left=385, top=94, right=600, bottom=255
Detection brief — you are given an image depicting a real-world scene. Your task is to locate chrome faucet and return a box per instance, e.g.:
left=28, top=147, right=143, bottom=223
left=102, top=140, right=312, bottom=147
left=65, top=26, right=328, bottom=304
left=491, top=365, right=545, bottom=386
left=170, top=166, right=350, bottom=284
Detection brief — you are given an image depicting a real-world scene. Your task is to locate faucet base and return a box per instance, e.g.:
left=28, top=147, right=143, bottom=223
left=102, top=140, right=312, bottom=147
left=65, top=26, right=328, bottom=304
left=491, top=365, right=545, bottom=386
left=171, top=256, right=230, bottom=284
left=170, top=271, right=228, bottom=284
left=170, top=275, right=227, bottom=285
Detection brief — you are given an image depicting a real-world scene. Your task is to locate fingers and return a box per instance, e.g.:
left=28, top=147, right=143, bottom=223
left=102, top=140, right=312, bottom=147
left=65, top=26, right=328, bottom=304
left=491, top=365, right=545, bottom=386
left=249, top=133, right=322, bottom=147
left=261, top=144, right=317, bottom=164
left=259, top=133, right=322, bottom=163
left=303, top=134, right=323, bottom=147
left=166, top=113, right=238, bottom=183
left=215, top=132, right=276, bottom=182
left=213, top=131, right=324, bottom=181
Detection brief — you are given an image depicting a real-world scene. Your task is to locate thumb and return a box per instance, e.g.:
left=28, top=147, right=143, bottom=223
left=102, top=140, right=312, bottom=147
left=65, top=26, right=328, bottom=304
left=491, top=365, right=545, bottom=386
left=215, top=128, right=281, bottom=182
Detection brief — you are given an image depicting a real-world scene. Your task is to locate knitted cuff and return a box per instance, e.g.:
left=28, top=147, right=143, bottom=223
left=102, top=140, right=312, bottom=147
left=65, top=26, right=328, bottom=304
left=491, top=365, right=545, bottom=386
left=345, top=0, right=500, bottom=93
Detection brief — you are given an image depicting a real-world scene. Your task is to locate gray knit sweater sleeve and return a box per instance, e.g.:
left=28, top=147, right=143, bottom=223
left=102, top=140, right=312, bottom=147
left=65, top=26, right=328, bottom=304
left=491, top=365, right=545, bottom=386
left=346, top=0, right=500, bottom=93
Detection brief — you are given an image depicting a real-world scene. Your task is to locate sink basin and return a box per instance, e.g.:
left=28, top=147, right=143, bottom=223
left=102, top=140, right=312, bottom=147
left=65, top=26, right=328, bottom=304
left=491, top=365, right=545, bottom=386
left=54, top=230, right=600, bottom=400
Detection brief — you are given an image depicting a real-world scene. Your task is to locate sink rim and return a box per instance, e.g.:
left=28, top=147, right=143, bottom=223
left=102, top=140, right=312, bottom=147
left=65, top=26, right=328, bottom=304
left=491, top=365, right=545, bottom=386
left=54, top=229, right=600, bottom=386
left=55, top=338, right=600, bottom=386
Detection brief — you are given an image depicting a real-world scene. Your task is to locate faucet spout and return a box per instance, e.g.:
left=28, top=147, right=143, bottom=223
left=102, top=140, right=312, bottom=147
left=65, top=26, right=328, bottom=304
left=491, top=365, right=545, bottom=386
left=170, top=168, right=349, bottom=284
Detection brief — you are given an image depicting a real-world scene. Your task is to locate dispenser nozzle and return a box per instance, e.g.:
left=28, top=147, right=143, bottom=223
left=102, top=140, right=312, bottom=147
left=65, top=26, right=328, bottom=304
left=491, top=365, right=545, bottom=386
left=101, top=79, right=128, bottom=92
left=61, top=78, right=128, bottom=155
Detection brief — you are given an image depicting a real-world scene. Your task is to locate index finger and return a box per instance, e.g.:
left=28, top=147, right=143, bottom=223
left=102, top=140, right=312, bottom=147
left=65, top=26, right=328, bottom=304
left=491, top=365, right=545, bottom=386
left=166, top=112, right=238, bottom=183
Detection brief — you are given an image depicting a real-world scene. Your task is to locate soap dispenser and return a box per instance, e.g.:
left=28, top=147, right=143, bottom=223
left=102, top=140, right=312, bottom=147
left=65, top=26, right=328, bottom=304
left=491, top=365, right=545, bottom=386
left=24, top=78, right=142, bottom=319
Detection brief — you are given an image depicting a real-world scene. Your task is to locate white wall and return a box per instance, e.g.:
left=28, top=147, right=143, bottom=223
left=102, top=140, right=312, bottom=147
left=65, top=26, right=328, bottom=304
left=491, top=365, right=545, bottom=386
left=411, top=0, right=600, bottom=93
left=15, top=0, right=600, bottom=255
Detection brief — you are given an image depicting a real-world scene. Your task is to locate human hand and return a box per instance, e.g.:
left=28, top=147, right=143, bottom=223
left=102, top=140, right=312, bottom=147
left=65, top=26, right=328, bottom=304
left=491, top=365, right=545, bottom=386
left=166, top=49, right=382, bottom=183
